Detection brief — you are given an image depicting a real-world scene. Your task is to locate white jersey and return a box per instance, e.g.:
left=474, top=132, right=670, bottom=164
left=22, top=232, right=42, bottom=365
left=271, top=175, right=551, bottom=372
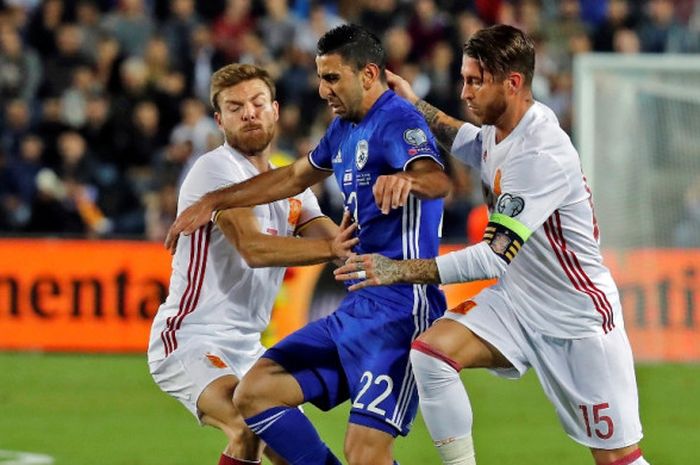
left=451, top=101, right=622, bottom=338
left=148, top=143, right=324, bottom=361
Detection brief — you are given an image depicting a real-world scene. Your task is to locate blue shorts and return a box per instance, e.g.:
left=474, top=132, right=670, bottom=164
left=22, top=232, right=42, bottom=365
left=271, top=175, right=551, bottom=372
left=263, top=290, right=441, bottom=437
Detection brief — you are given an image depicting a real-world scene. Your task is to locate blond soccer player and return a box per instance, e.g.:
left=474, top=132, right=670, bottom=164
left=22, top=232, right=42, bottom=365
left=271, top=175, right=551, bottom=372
left=148, top=64, right=357, bottom=465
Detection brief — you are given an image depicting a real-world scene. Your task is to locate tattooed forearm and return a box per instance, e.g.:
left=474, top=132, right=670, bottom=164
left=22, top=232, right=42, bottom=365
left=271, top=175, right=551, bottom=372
left=415, top=100, right=462, bottom=153
left=415, top=99, right=441, bottom=126
left=374, top=255, right=440, bottom=285
left=402, top=258, right=441, bottom=284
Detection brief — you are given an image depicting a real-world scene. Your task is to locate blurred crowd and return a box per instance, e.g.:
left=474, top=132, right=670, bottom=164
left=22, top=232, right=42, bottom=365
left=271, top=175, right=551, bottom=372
left=0, top=0, right=698, bottom=241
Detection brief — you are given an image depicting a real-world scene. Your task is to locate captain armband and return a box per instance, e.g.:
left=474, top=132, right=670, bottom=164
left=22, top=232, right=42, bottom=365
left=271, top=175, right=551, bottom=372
left=482, top=213, right=532, bottom=264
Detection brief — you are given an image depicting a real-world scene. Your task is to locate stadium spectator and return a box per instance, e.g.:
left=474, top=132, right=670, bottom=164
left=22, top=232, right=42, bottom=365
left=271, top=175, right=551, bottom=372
left=357, top=0, right=406, bottom=37
left=93, top=34, right=123, bottom=93
left=384, top=25, right=413, bottom=72
left=293, top=2, right=344, bottom=55
left=257, top=0, right=298, bottom=59
left=100, top=0, right=155, bottom=58
left=0, top=98, right=32, bottom=159
left=614, top=27, right=642, bottom=53
left=591, top=0, right=637, bottom=52
left=211, top=0, right=255, bottom=62
left=81, top=93, right=118, bottom=166
left=121, top=99, right=167, bottom=173
left=0, top=23, right=42, bottom=106
left=148, top=62, right=356, bottom=465
left=164, top=24, right=450, bottom=465
left=336, top=24, right=652, bottom=465
left=35, top=97, right=69, bottom=168
left=160, top=0, right=201, bottom=71
left=59, top=64, right=100, bottom=128
left=41, top=23, right=93, bottom=98
left=26, top=0, right=64, bottom=59
left=638, top=0, right=698, bottom=52
left=407, top=0, right=449, bottom=61
left=75, top=0, right=105, bottom=61
left=11, top=134, right=44, bottom=208
left=170, top=97, right=220, bottom=161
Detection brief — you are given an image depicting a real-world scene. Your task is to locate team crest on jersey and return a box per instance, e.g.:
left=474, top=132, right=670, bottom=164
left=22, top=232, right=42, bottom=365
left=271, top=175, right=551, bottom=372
left=497, top=193, right=524, bottom=217
left=449, top=300, right=477, bottom=315
left=205, top=353, right=228, bottom=369
left=287, top=198, right=302, bottom=227
left=403, top=128, right=428, bottom=146
left=355, top=140, right=369, bottom=170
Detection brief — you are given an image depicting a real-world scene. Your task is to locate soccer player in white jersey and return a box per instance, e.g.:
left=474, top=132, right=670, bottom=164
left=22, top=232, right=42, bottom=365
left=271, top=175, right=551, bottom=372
left=335, top=25, right=651, bottom=465
left=147, top=64, right=357, bottom=465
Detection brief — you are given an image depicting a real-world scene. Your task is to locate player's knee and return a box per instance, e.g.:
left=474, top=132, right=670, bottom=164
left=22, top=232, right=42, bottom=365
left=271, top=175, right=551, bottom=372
left=233, top=360, right=285, bottom=417
left=410, top=340, right=462, bottom=374
left=233, top=374, right=265, bottom=417
left=410, top=342, right=461, bottom=391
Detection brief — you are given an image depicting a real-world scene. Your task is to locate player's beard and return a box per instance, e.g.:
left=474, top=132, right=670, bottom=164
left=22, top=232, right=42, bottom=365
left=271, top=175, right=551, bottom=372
left=479, top=92, right=508, bottom=126
left=225, top=122, right=275, bottom=155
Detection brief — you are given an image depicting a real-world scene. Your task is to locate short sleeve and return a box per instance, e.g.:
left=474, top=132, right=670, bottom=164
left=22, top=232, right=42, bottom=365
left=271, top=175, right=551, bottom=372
left=451, top=123, right=482, bottom=168
left=296, top=187, right=324, bottom=226
left=177, top=154, right=243, bottom=213
left=482, top=151, right=571, bottom=264
left=308, top=119, right=338, bottom=172
left=381, top=114, right=444, bottom=172
left=493, top=151, right=571, bottom=240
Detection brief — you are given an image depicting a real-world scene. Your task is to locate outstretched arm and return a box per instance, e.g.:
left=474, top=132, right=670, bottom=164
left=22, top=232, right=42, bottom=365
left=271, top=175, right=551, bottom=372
left=335, top=242, right=507, bottom=291
left=386, top=70, right=465, bottom=153
left=218, top=209, right=357, bottom=268
left=165, top=156, right=330, bottom=252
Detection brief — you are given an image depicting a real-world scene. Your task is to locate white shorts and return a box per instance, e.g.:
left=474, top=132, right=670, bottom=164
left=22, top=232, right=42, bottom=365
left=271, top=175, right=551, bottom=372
left=442, top=287, right=643, bottom=449
left=148, top=336, right=266, bottom=422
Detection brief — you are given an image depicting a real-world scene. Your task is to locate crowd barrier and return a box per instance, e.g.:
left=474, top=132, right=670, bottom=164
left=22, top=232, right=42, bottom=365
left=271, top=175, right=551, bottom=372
left=0, top=239, right=697, bottom=361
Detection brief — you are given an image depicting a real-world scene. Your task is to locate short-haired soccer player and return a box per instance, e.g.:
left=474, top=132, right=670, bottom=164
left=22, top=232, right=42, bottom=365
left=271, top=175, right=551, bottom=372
left=148, top=63, right=357, bottom=465
left=164, top=25, right=451, bottom=465
left=336, top=24, right=651, bottom=465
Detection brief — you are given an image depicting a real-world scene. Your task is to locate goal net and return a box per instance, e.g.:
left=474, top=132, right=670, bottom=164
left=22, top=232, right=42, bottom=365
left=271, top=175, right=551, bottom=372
left=574, top=54, right=700, bottom=249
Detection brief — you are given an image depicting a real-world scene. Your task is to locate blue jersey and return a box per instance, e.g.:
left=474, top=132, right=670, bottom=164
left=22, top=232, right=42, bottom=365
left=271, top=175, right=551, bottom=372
left=309, top=90, right=445, bottom=310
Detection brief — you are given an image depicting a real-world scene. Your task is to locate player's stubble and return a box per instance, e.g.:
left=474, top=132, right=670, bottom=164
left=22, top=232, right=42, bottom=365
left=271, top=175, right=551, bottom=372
left=224, top=120, right=276, bottom=155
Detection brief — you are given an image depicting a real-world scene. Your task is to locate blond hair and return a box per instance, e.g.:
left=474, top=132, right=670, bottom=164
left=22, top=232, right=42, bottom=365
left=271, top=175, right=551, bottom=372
left=209, top=63, right=276, bottom=112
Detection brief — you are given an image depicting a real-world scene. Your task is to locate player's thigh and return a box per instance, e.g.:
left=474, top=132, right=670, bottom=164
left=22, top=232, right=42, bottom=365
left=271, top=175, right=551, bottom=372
left=344, top=423, right=394, bottom=465
left=197, top=374, right=239, bottom=428
left=234, top=357, right=305, bottom=415
left=416, top=319, right=511, bottom=369
left=528, top=327, right=643, bottom=450
left=337, top=295, right=431, bottom=437
left=257, top=316, right=348, bottom=411
left=149, top=343, right=251, bottom=421
left=423, top=289, right=525, bottom=370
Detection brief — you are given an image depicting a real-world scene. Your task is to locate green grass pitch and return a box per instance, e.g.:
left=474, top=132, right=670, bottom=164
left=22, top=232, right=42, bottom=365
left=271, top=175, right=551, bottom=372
left=0, top=353, right=697, bottom=464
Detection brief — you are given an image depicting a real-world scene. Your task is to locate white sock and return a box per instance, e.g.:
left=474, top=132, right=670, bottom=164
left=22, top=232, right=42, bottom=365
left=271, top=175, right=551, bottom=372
left=631, top=457, right=651, bottom=465
left=410, top=347, right=476, bottom=465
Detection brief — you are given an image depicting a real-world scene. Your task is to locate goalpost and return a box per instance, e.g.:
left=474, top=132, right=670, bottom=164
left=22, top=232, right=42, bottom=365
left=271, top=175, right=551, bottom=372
left=574, top=54, right=700, bottom=249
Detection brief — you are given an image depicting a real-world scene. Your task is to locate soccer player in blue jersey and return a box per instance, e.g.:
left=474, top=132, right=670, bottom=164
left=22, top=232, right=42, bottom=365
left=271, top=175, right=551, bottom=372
left=164, top=24, right=451, bottom=465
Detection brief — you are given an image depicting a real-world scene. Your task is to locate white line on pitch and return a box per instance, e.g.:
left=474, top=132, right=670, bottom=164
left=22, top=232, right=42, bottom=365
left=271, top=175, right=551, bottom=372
left=0, top=450, right=54, bottom=465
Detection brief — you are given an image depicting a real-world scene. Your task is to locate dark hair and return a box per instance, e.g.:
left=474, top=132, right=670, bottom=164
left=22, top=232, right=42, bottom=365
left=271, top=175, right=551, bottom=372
left=463, top=25, right=535, bottom=87
left=210, top=63, right=276, bottom=112
left=317, top=24, right=387, bottom=78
